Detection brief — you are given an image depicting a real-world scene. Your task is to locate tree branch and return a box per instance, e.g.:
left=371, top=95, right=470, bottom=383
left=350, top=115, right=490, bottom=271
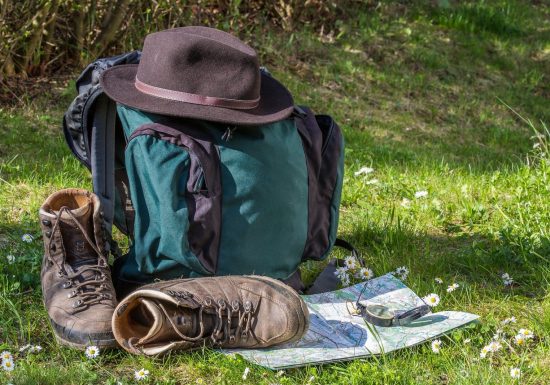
left=91, top=0, right=132, bottom=58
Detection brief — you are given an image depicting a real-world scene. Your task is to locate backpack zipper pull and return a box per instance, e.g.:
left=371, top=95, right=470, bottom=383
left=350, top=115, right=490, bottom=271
left=222, top=126, right=237, bottom=141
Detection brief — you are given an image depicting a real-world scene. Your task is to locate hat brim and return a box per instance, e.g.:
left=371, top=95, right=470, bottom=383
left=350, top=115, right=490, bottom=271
left=100, top=64, right=294, bottom=126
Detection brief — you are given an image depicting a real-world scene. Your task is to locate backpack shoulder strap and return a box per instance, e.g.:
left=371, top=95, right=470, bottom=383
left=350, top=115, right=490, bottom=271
left=89, top=93, right=117, bottom=237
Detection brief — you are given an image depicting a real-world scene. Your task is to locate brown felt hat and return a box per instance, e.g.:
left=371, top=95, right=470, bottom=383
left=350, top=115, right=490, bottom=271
left=100, top=26, right=294, bottom=125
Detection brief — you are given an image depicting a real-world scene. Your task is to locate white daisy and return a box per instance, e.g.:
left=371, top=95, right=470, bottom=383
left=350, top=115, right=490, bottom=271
left=414, top=190, right=428, bottom=199
left=501, top=317, right=517, bottom=325
left=21, top=233, right=34, bottom=243
left=431, top=339, right=442, bottom=353
left=354, top=167, right=374, bottom=176
left=2, top=358, right=14, bottom=372
left=357, top=267, right=374, bottom=280
left=134, top=368, right=149, bottom=381
left=517, top=328, right=534, bottom=339
left=6, top=254, right=15, bottom=264
left=29, top=345, right=42, bottom=353
left=422, top=293, right=440, bottom=307
left=85, top=345, right=99, bottom=359
left=446, top=283, right=459, bottom=293
left=487, top=340, right=502, bottom=352
left=501, top=273, right=510, bottom=280
left=480, top=345, right=490, bottom=358
left=1, top=351, right=12, bottom=361
left=510, top=367, right=521, bottom=379
left=242, top=367, right=250, bottom=380
left=340, top=274, right=351, bottom=287
left=344, top=256, right=358, bottom=270
left=334, top=266, right=348, bottom=279
left=503, top=278, right=514, bottom=286
left=395, top=266, right=409, bottom=280
left=514, top=334, right=526, bottom=346
left=434, top=277, right=443, bottom=284
left=395, top=266, right=409, bottom=275
left=400, top=198, right=411, bottom=208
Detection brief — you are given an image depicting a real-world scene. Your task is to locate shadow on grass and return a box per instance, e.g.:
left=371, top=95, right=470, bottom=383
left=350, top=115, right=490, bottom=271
left=335, top=219, right=550, bottom=300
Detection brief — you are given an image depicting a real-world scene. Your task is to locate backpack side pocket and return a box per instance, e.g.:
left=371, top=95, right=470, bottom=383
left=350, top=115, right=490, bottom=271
left=295, top=107, right=345, bottom=261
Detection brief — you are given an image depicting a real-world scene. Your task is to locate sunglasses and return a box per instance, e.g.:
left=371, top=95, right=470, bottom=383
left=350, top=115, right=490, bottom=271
left=347, top=282, right=431, bottom=327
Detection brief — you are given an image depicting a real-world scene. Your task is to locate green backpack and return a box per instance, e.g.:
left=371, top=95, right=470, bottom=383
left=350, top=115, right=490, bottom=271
left=63, top=53, right=346, bottom=293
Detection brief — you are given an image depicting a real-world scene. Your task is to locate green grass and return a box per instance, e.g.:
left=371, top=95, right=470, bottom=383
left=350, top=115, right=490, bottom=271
left=1, top=1, right=549, bottom=384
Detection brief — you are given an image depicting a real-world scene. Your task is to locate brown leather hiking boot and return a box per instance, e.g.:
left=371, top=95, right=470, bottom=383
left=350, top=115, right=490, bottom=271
left=39, top=188, right=117, bottom=348
left=112, top=275, right=309, bottom=355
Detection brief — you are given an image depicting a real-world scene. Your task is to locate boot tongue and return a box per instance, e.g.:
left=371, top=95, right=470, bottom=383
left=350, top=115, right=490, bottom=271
left=54, top=202, right=98, bottom=269
left=137, top=299, right=200, bottom=346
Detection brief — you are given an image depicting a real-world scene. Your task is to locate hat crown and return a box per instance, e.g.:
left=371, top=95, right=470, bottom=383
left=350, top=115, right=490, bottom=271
left=136, top=27, right=261, bottom=102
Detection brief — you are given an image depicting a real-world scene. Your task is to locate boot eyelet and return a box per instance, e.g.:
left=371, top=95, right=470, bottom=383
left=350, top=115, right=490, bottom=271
left=42, top=219, right=52, bottom=226
left=67, top=290, right=77, bottom=299
left=231, top=300, right=240, bottom=311
left=229, top=335, right=236, bottom=344
left=45, top=231, right=52, bottom=238
left=204, top=297, right=212, bottom=306
left=62, top=280, right=72, bottom=289
left=73, top=300, right=83, bottom=308
left=217, top=299, right=226, bottom=309
left=57, top=270, right=65, bottom=278
left=244, top=301, right=252, bottom=312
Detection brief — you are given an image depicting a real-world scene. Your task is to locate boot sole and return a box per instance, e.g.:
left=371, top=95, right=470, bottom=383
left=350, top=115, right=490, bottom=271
left=49, top=318, right=118, bottom=349
left=54, top=333, right=118, bottom=349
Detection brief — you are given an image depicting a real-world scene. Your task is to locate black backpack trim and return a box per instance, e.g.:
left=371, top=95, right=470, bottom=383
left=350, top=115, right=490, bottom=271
left=63, top=51, right=141, bottom=239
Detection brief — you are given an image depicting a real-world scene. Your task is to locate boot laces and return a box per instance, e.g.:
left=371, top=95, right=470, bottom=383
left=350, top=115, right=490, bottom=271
left=48, top=206, right=112, bottom=310
left=155, top=294, right=255, bottom=346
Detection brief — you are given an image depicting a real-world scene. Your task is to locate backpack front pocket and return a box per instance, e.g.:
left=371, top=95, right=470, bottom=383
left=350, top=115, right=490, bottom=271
left=126, top=122, right=222, bottom=275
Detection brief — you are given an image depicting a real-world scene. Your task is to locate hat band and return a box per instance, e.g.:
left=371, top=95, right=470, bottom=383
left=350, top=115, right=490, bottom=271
left=135, top=78, right=260, bottom=110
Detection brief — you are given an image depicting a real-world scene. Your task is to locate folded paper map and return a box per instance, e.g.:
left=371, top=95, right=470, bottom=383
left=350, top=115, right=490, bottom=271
left=225, top=273, right=479, bottom=369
